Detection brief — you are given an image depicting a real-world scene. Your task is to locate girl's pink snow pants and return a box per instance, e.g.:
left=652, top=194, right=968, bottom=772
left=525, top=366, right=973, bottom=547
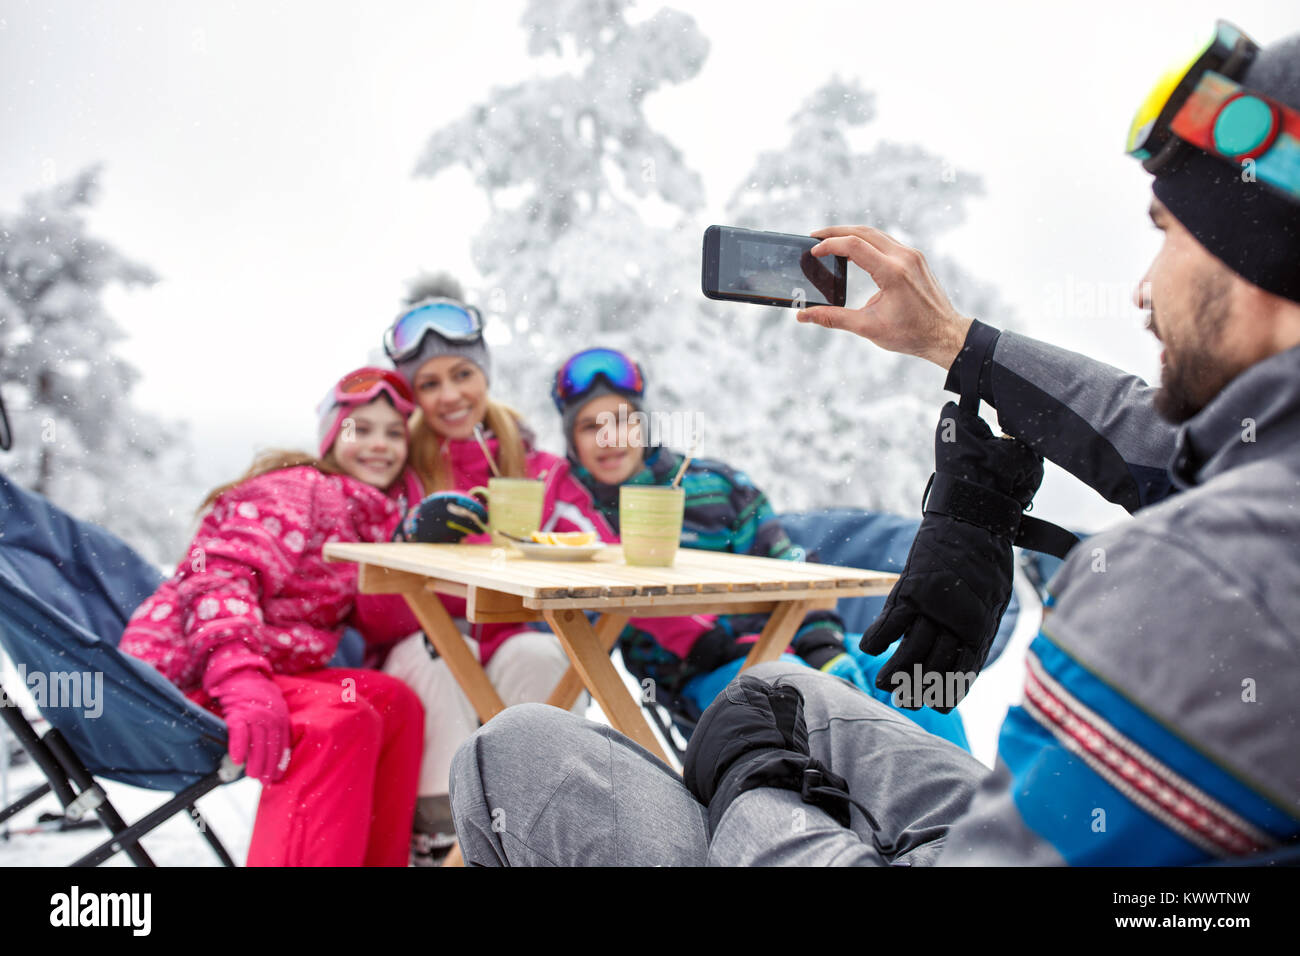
left=196, top=668, right=423, bottom=866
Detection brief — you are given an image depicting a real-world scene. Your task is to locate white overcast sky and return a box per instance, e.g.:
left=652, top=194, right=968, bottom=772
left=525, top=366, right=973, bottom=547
left=2, top=0, right=1296, bottom=530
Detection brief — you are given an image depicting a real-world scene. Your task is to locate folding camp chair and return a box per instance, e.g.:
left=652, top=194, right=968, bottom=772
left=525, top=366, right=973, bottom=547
left=0, top=472, right=241, bottom=867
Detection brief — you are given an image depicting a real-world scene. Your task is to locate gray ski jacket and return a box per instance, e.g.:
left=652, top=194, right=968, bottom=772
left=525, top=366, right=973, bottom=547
left=935, top=323, right=1300, bottom=864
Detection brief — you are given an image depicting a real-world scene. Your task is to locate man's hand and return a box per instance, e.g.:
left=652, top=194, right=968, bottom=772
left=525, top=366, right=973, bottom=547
left=796, top=225, right=973, bottom=370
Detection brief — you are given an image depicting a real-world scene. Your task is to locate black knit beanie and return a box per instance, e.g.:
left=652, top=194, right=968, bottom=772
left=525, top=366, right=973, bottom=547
left=1152, top=33, right=1300, bottom=304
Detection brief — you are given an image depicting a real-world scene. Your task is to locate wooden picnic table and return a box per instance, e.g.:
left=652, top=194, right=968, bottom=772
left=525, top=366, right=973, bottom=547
left=324, top=541, right=897, bottom=765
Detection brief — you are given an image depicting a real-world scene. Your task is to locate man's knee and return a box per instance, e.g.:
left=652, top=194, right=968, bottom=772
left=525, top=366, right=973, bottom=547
left=740, top=660, right=811, bottom=684
left=482, top=701, right=573, bottom=741
left=450, top=703, right=578, bottom=791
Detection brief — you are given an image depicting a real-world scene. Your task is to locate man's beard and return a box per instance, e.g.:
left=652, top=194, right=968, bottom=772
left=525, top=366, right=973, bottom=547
left=1152, top=270, right=1237, bottom=424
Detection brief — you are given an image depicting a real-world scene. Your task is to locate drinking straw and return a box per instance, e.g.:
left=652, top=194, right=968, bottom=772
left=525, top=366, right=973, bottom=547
left=670, top=454, right=692, bottom=489
left=474, top=423, right=502, bottom=478
left=671, top=435, right=698, bottom=490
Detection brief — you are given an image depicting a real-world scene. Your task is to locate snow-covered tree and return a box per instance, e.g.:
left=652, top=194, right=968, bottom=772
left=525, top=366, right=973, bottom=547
left=412, top=0, right=761, bottom=453
left=0, top=166, right=192, bottom=567
left=723, top=76, right=1019, bottom=513
left=415, top=6, right=1014, bottom=519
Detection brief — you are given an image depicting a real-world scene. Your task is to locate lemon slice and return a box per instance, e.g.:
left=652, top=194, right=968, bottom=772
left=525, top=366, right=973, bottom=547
left=529, top=531, right=596, bottom=546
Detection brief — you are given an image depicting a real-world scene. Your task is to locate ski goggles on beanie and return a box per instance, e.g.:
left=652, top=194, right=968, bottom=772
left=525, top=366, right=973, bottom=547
left=325, top=367, right=415, bottom=413
left=551, top=348, right=646, bottom=412
left=383, top=298, right=485, bottom=363
left=1126, top=20, right=1300, bottom=202
left=316, top=367, right=415, bottom=458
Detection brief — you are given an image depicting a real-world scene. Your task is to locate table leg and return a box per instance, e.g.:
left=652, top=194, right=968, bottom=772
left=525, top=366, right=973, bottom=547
left=399, top=585, right=507, bottom=724
left=544, top=613, right=627, bottom=711
left=543, top=609, right=670, bottom=765
left=740, top=599, right=811, bottom=670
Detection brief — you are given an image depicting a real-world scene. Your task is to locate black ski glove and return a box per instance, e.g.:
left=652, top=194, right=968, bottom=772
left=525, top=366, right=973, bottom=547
left=860, top=401, right=1044, bottom=713
left=682, top=675, right=874, bottom=834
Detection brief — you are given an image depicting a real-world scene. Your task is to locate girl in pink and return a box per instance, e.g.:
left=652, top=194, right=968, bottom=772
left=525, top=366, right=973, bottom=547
left=119, top=368, right=426, bottom=867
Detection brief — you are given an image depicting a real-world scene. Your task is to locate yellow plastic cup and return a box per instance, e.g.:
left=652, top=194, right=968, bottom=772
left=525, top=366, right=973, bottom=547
left=619, top=486, right=684, bottom=567
left=468, top=478, right=545, bottom=544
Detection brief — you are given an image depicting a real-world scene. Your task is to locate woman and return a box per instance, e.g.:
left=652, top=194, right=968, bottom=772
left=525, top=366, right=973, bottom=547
left=375, top=280, right=584, bottom=863
left=545, top=347, right=970, bottom=750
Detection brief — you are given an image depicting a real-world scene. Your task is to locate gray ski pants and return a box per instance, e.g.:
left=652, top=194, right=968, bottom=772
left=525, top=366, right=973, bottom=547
left=448, top=662, right=988, bottom=866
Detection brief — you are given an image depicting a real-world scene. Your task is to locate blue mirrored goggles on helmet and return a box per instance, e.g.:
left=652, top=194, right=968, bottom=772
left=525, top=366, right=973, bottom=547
left=383, top=298, right=484, bottom=363
left=551, top=348, right=646, bottom=412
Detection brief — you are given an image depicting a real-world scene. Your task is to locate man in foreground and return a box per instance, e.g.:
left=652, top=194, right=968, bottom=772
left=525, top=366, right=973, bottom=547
left=448, top=23, right=1300, bottom=865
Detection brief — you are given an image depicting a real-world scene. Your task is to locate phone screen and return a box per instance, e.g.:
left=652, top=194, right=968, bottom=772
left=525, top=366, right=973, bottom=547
left=704, top=226, right=846, bottom=307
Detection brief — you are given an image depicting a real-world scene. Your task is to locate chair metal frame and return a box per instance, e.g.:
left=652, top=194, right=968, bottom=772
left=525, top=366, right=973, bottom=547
left=0, top=672, right=240, bottom=867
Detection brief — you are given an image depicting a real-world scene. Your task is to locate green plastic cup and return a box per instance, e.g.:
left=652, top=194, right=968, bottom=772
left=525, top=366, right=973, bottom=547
left=620, top=486, right=684, bottom=567
left=468, top=478, right=545, bottom=544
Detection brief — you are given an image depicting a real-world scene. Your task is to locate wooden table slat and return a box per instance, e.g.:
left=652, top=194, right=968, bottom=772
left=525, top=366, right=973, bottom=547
left=324, top=542, right=896, bottom=603
left=681, top=548, right=884, bottom=586
left=530, top=555, right=699, bottom=595
left=520, top=585, right=883, bottom=611
left=481, top=552, right=706, bottom=600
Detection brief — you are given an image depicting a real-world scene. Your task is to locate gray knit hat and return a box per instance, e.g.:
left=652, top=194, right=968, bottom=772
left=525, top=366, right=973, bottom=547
left=387, top=273, right=491, bottom=386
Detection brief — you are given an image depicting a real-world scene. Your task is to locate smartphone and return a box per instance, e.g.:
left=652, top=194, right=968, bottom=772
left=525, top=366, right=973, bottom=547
left=701, top=225, right=847, bottom=308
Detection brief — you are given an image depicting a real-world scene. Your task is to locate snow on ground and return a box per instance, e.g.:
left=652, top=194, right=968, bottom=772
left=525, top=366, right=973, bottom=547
left=0, top=593, right=1035, bottom=866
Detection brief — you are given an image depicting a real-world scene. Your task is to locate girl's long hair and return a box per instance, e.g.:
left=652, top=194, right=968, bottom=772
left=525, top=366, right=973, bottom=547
left=408, top=399, right=529, bottom=494
left=197, top=449, right=345, bottom=514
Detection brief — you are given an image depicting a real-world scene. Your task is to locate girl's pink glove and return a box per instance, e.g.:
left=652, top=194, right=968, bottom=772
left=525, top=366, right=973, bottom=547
left=208, top=669, right=292, bottom=784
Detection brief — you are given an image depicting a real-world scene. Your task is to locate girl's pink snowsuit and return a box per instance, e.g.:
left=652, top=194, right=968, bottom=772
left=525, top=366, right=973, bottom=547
left=120, top=465, right=425, bottom=866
